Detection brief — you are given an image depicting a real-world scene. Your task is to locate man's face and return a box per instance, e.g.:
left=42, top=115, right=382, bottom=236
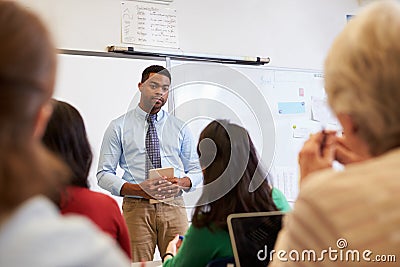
left=139, top=73, right=170, bottom=113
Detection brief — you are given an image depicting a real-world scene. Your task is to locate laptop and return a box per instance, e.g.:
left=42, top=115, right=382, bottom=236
left=227, top=211, right=285, bottom=267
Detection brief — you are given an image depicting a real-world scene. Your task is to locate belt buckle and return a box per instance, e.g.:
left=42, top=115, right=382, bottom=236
left=149, top=199, right=160, bottom=204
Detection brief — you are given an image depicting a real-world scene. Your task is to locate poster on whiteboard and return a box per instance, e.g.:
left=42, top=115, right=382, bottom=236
left=121, top=1, right=179, bottom=49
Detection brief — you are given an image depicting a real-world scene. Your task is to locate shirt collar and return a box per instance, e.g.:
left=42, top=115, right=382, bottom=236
left=135, top=105, right=165, bottom=122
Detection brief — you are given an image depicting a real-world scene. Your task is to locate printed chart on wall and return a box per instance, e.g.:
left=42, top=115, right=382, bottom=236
left=121, top=1, right=179, bottom=49
left=168, top=61, right=341, bottom=203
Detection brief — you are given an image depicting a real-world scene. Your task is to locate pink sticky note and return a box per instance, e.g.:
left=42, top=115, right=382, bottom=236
left=299, top=88, right=304, bottom=97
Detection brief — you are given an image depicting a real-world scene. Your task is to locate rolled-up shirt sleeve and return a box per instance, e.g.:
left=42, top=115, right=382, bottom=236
left=180, top=125, right=203, bottom=190
left=97, top=121, right=126, bottom=196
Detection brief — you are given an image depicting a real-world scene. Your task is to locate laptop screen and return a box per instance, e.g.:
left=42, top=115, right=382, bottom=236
left=227, top=211, right=284, bottom=267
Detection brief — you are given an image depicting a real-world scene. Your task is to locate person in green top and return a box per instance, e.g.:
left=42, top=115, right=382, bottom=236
left=162, top=120, right=290, bottom=267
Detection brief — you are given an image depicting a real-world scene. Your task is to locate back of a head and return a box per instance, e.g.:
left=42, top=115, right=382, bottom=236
left=325, top=0, right=400, bottom=155
left=0, top=1, right=56, bottom=127
left=0, top=1, right=68, bottom=214
left=193, top=120, right=277, bottom=229
left=43, top=100, right=92, bottom=188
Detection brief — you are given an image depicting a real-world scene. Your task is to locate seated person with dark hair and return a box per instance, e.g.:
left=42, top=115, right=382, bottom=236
left=43, top=100, right=131, bottom=259
left=162, top=120, right=290, bottom=267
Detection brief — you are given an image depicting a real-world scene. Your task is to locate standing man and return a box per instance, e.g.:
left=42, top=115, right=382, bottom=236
left=97, top=65, right=202, bottom=262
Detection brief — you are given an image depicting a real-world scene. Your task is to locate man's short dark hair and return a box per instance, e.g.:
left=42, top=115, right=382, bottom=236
left=141, top=65, right=171, bottom=83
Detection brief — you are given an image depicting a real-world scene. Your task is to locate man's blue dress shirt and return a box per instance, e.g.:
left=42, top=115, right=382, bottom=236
left=97, top=105, right=203, bottom=196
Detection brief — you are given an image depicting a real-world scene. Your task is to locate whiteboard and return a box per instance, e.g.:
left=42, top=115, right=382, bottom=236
left=169, top=60, right=340, bottom=203
left=54, top=54, right=165, bottom=197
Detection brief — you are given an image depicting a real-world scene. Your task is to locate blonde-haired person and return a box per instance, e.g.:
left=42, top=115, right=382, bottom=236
left=271, top=1, right=400, bottom=266
left=0, top=2, right=129, bottom=266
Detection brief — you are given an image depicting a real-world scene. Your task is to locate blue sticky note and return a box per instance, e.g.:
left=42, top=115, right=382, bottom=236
left=278, top=102, right=305, bottom=115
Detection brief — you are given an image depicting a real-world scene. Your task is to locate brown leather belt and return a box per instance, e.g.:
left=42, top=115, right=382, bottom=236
left=124, top=196, right=177, bottom=204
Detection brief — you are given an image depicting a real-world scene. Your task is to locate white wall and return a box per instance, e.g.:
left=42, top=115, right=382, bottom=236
left=17, top=0, right=361, bottom=70
left=174, top=0, right=359, bottom=69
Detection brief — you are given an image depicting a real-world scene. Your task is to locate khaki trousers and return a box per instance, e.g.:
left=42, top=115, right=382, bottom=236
left=122, top=197, right=188, bottom=262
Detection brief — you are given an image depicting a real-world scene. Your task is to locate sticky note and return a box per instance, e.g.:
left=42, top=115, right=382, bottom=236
left=299, top=88, right=304, bottom=97
left=278, top=102, right=305, bottom=115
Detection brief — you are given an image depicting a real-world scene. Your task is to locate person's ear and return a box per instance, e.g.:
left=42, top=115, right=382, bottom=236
left=337, top=113, right=358, bottom=135
left=33, top=102, right=53, bottom=139
left=138, top=82, right=143, bottom=92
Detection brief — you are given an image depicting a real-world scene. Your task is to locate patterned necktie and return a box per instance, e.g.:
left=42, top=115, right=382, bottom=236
left=145, top=114, right=161, bottom=179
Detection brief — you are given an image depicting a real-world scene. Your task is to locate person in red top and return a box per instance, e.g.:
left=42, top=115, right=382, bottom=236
left=42, top=100, right=131, bottom=259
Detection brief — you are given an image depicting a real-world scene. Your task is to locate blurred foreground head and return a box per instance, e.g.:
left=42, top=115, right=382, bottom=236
left=0, top=1, right=68, bottom=214
left=325, top=0, right=400, bottom=156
